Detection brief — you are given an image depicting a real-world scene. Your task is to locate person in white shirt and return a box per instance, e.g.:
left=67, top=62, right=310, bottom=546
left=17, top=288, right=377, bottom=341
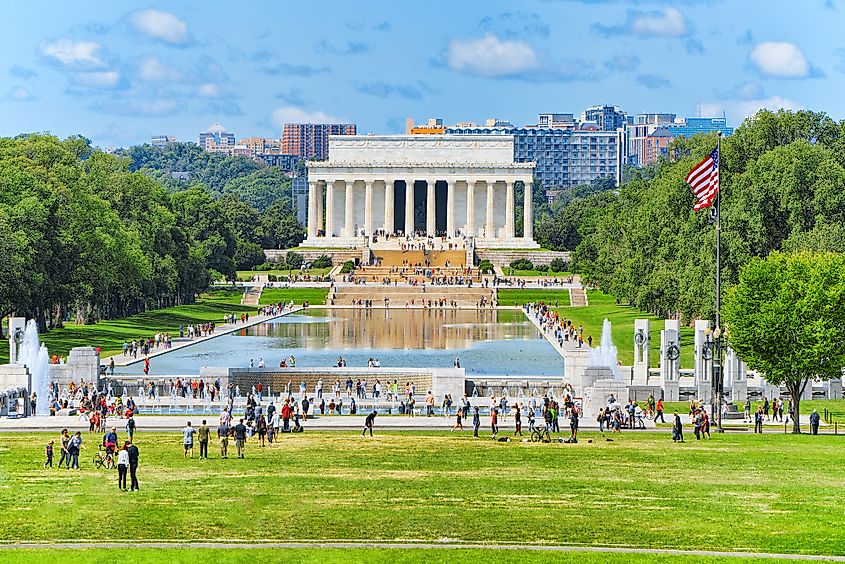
left=117, top=443, right=130, bottom=491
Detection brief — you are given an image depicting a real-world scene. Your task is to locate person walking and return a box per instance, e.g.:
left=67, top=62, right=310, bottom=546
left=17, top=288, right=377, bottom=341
left=234, top=418, right=247, bottom=458
left=472, top=406, right=480, bottom=438
left=127, top=440, right=140, bottom=492
left=257, top=415, right=267, bottom=447
left=810, top=409, right=821, bottom=435
left=655, top=398, right=665, bottom=423
left=182, top=421, right=197, bottom=458
left=569, top=408, right=579, bottom=442
left=44, top=440, right=54, bottom=469
left=513, top=405, right=522, bottom=437
left=490, top=408, right=499, bottom=439
left=754, top=406, right=764, bottom=433
left=362, top=410, right=377, bottom=436
left=126, top=415, right=136, bottom=442
left=58, top=429, right=70, bottom=469
left=451, top=407, right=463, bottom=432
left=672, top=412, right=684, bottom=443
left=218, top=420, right=230, bottom=459
left=117, top=443, right=129, bottom=491
left=197, top=420, right=210, bottom=459
left=68, top=431, right=83, bottom=470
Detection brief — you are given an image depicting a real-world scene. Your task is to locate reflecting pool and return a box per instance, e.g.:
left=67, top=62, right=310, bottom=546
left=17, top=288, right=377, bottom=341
left=117, top=308, right=563, bottom=377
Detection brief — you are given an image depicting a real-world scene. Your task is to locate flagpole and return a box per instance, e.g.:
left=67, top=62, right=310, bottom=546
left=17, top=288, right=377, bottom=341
left=715, top=131, right=723, bottom=433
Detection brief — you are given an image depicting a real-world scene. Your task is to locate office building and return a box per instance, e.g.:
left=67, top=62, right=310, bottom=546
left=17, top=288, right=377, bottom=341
left=281, top=123, right=357, bottom=160
left=582, top=105, right=627, bottom=132
left=151, top=135, right=176, bottom=147
left=198, top=123, right=236, bottom=151
left=629, top=114, right=733, bottom=166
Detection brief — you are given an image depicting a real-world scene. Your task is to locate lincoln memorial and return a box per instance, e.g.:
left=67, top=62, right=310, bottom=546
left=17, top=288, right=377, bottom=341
left=301, top=135, right=538, bottom=249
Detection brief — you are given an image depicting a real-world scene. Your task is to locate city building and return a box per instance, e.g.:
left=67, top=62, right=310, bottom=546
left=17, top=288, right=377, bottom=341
left=240, top=136, right=281, bottom=155
left=629, top=114, right=733, bottom=166
left=301, top=135, right=537, bottom=248
left=281, top=123, right=357, bottom=160
left=259, top=153, right=302, bottom=173
left=198, top=123, right=236, bottom=151
left=447, top=115, right=627, bottom=189
left=582, top=105, right=628, bottom=132
left=151, top=135, right=176, bottom=147
left=407, top=117, right=445, bottom=134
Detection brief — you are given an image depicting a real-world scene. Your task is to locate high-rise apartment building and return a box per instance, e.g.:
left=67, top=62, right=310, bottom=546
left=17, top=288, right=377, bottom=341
left=628, top=115, right=733, bottom=166
left=198, top=123, right=235, bottom=151
left=582, top=105, right=628, bottom=132
left=281, top=123, right=357, bottom=160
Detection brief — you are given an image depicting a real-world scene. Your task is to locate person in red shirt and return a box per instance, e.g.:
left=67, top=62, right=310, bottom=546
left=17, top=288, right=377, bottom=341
left=281, top=399, right=292, bottom=433
left=655, top=398, right=665, bottom=423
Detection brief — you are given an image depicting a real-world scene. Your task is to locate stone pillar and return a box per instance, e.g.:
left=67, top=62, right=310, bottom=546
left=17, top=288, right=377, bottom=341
left=344, top=180, right=354, bottom=238
left=307, top=181, right=318, bottom=239
left=384, top=181, right=394, bottom=234
left=632, top=319, right=650, bottom=385
left=660, top=319, right=681, bottom=401
left=694, top=319, right=711, bottom=400
left=466, top=181, right=475, bottom=237
left=325, top=181, right=334, bottom=238
left=523, top=181, right=534, bottom=241
left=364, top=180, right=373, bottom=238
left=505, top=181, right=515, bottom=239
left=426, top=179, right=436, bottom=236
left=404, top=180, right=414, bottom=236
left=315, top=183, right=323, bottom=236
left=725, top=347, right=747, bottom=403
left=446, top=180, right=455, bottom=237
left=7, top=317, right=26, bottom=364
left=485, top=181, right=495, bottom=238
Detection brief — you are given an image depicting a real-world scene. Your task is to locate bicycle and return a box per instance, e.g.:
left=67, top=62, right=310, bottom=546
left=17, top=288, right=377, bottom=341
left=530, top=425, right=552, bottom=443
left=93, top=446, right=116, bottom=470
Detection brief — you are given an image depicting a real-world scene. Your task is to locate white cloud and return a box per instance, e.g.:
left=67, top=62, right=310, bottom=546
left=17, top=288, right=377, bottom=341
left=100, top=98, right=181, bottom=117
left=4, top=87, right=34, bottom=101
left=697, top=96, right=802, bottom=125
left=69, top=70, right=122, bottom=89
left=445, top=34, right=538, bottom=78
left=631, top=7, right=687, bottom=37
left=749, top=42, right=809, bottom=78
left=38, top=38, right=107, bottom=69
left=269, top=107, right=348, bottom=128
left=129, top=9, right=190, bottom=45
left=197, top=83, right=221, bottom=98
left=137, top=56, right=183, bottom=82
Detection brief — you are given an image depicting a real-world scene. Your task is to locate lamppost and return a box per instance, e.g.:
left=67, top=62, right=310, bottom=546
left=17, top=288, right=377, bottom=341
left=703, top=325, right=727, bottom=432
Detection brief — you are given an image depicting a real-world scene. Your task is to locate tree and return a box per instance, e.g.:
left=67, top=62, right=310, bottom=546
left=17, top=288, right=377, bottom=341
left=722, top=252, right=845, bottom=433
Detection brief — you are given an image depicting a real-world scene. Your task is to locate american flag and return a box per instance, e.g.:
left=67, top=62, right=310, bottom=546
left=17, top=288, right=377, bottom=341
left=686, top=148, right=719, bottom=211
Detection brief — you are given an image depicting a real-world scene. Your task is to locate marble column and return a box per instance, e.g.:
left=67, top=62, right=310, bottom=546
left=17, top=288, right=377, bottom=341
left=523, top=181, right=533, bottom=241
left=485, top=180, right=495, bottom=238
left=364, top=180, right=373, bottom=237
left=325, top=181, right=334, bottom=238
left=316, top=182, right=323, bottom=236
left=466, top=181, right=475, bottom=237
left=426, top=179, right=436, bottom=236
left=307, top=181, right=317, bottom=239
left=384, top=180, right=394, bottom=234
left=505, top=181, right=514, bottom=239
left=446, top=180, right=455, bottom=237
left=404, top=179, right=414, bottom=236
left=344, top=180, right=354, bottom=238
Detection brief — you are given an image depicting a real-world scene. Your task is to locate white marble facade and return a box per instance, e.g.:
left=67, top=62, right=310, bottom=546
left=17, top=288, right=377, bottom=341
left=302, top=135, right=538, bottom=248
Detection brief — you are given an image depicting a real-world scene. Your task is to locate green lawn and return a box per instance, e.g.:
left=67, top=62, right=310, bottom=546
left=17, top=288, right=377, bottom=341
left=259, top=287, right=329, bottom=305
left=237, top=267, right=332, bottom=281
left=497, top=288, right=571, bottom=307
left=0, top=548, right=801, bottom=564
left=1, top=431, right=844, bottom=557
left=14, top=289, right=254, bottom=363
left=502, top=269, right=572, bottom=277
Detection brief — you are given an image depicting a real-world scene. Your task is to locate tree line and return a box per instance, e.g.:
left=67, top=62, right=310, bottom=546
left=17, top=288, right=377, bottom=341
left=534, top=110, right=845, bottom=322
left=0, top=135, right=304, bottom=330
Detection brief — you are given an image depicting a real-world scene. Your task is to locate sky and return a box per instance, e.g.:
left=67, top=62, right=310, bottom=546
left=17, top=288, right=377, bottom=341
left=1, top=0, right=842, bottom=148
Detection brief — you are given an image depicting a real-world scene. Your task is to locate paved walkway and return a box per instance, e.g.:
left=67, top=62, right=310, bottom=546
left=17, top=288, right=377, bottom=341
left=0, top=540, right=840, bottom=560
left=101, top=307, right=303, bottom=368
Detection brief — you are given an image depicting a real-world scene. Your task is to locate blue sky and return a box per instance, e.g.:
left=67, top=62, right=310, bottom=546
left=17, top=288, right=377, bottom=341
left=1, top=0, right=842, bottom=147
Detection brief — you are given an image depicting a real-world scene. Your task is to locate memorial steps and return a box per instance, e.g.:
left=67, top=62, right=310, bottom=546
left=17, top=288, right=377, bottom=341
left=330, top=284, right=494, bottom=307
left=369, top=248, right=468, bottom=267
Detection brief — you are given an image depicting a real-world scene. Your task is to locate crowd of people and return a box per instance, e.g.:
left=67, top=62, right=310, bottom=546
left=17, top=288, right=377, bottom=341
left=525, top=302, right=590, bottom=349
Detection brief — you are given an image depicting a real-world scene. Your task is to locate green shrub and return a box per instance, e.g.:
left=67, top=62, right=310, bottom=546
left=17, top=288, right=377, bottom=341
left=286, top=251, right=304, bottom=270
left=477, top=260, right=494, bottom=274
left=340, top=260, right=355, bottom=274
left=509, top=258, right=533, bottom=270
left=549, top=257, right=568, bottom=273
left=311, top=254, right=333, bottom=269
left=535, top=264, right=549, bottom=273
left=254, top=262, right=274, bottom=272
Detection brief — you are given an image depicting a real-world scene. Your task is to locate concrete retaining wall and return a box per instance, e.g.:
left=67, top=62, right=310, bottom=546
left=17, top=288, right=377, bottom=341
left=475, top=250, right=570, bottom=267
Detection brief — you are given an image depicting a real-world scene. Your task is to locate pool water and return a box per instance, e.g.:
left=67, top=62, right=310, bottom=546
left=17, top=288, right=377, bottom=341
left=117, top=308, right=563, bottom=378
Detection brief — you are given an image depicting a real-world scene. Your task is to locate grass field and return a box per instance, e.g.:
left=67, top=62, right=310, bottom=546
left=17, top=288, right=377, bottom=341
left=237, top=268, right=332, bottom=281
left=497, top=288, right=571, bottom=307
left=3, top=289, right=254, bottom=364
left=1, top=431, right=844, bottom=558
left=259, top=287, right=329, bottom=305
left=0, top=548, right=808, bottom=563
